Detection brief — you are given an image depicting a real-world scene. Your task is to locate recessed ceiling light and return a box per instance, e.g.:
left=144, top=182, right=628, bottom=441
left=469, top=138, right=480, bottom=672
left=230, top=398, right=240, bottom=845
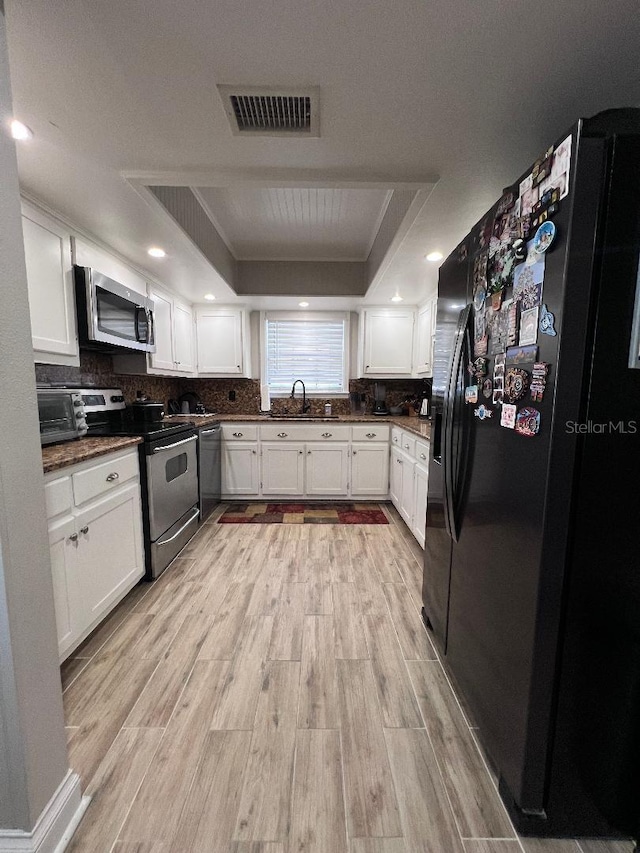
left=298, top=301, right=309, bottom=307
left=204, top=293, right=216, bottom=301
left=390, top=295, right=403, bottom=303
left=10, top=120, right=33, bottom=141
left=425, top=251, right=443, bottom=263
left=147, top=247, right=166, bottom=258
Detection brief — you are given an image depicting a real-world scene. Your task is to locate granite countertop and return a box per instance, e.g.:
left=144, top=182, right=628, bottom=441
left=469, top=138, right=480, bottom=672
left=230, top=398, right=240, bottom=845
left=42, top=436, right=143, bottom=474
left=164, top=413, right=431, bottom=439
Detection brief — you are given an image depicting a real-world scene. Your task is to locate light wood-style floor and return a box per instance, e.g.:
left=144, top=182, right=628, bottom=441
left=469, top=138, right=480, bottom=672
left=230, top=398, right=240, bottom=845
left=61, top=505, right=634, bottom=853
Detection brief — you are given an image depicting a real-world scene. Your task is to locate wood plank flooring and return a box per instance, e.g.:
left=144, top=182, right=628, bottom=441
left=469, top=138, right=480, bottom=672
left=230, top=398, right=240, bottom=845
left=61, top=504, right=634, bottom=853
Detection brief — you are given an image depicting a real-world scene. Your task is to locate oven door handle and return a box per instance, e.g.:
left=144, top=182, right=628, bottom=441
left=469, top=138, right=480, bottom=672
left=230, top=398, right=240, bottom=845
left=152, top=435, right=197, bottom=453
left=155, top=506, right=200, bottom=546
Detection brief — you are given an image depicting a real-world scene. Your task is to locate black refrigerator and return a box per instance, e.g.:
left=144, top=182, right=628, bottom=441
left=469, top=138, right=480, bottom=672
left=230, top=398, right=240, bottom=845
left=423, top=108, right=640, bottom=840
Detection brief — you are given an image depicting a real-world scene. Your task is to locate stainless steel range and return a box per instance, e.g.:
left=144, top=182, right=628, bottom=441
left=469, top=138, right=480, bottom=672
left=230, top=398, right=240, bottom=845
left=72, top=387, right=200, bottom=579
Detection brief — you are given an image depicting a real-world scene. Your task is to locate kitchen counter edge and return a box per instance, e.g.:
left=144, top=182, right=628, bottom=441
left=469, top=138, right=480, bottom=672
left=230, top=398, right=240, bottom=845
left=42, top=436, right=143, bottom=474
left=165, top=413, right=432, bottom=439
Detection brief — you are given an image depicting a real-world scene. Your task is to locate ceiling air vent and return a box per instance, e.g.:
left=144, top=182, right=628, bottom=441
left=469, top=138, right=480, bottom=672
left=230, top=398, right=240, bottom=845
left=217, top=85, right=320, bottom=137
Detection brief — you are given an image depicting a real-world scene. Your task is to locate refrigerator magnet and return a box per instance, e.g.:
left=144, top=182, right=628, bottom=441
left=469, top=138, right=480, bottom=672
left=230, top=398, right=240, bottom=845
left=465, top=385, right=479, bottom=404
left=519, top=307, right=540, bottom=346
left=493, top=389, right=504, bottom=406
left=500, top=403, right=517, bottom=429
left=474, top=335, right=488, bottom=357
left=533, top=221, right=556, bottom=253
left=512, top=238, right=527, bottom=261
left=530, top=362, right=550, bottom=402
left=473, top=356, right=489, bottom=377
left=474, top=404, right=493, bottom=420
left=504, top=367, right=530, bottom=402
left=513, top=259, right=545, bottom=309
left=482, top=378, right=493, bottom=398
left=506, top=344, right=538, bottom=365
left=515, top=407, right=541, bottom=437
left=539, top=303, right=557, bottom=336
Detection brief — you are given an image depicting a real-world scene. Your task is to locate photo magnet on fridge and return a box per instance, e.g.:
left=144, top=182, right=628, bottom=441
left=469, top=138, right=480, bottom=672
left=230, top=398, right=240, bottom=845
left=500, top=403, right=517, bottom=429
left=513, top=256, right=545, bottom=309
left=465, top=385, right=479, bottom=404
left=506, top=344, right=538, bottom=365
left=519, top=307, right=540, bottom=346
left=515, top=407, right=541, bottom=437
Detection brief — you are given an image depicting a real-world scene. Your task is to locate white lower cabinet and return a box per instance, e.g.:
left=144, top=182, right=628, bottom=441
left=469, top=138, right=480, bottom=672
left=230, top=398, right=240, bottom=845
left=261, top=443, right=305, bottom=495
left=351, top=443, right=390, bottom=496
left=390, top=430, right=431, bottom=548
left=412, top=463, right=429, bottom=548
left=45, top=450, right=145, bottom=661
left=222, top=442, right=260, bottom=495
left=305, top=444, right=350, bottom=496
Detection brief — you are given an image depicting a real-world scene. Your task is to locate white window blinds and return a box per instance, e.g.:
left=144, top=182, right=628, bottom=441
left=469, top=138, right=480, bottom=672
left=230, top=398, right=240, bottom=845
left=265, top=315, right=348, bottom=394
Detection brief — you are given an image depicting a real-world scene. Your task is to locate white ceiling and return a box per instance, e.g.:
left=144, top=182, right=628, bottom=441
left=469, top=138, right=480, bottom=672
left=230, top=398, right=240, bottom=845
left=5, top=0, right=640, bottom=306
left=194, top=186, right=391, bottom=261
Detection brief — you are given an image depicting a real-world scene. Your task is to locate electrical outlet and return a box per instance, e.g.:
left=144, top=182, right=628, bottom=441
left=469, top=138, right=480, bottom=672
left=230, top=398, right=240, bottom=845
left=229, top=390, right=236, bottom=401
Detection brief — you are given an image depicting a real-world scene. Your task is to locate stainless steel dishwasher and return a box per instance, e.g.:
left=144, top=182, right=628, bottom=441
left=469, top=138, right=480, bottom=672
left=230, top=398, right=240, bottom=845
left=198, top=423, right=221, bottom=522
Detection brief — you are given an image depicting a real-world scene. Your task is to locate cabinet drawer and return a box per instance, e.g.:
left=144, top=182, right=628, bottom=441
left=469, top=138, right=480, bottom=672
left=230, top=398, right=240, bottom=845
left=72, top=451, right=139, bottom=507
left=351, top=424, right=390, bottom=442
left=416, top=439, right=430, bottom=465
left=260, top=424, right=351, bottom=442
left=45, top=476, right=73, bottom=520
left=400, top=433, right=416, bottom=458
left=221, top=424, right=258, bottom=441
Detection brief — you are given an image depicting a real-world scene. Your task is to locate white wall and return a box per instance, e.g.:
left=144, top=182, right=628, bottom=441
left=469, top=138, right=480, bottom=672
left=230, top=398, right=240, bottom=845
left=0, top=6, right=73, bottom=834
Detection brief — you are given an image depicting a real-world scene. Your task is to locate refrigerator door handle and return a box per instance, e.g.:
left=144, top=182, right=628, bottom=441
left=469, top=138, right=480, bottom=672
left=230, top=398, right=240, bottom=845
left=443, top=304, right=473, bottom=542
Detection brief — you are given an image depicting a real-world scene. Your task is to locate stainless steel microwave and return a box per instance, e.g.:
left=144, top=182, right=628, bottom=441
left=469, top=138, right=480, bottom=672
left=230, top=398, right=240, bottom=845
left=37, top=388, right=88, bottom=445
left=74, top=265, right=156, bottom=353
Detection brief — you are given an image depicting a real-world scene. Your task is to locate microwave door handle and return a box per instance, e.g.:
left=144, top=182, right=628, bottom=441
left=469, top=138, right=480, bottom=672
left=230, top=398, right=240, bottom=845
left=134, top=306, right=144, bottom=343
left=146, top=308, right=154, bottom=345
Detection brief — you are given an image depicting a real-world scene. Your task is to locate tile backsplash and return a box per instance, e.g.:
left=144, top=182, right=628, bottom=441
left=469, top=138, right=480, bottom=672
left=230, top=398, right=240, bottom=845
left=35, top=352, right=430, bottom=415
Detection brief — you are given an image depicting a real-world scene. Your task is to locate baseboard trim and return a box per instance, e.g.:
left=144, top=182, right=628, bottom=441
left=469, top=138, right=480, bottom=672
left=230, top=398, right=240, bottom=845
left=0, top=770, right=90, bottom=853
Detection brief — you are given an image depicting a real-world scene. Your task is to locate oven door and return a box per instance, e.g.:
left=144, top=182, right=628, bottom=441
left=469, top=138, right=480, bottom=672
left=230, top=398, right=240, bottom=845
left=146, top=432, right=199, bottom=541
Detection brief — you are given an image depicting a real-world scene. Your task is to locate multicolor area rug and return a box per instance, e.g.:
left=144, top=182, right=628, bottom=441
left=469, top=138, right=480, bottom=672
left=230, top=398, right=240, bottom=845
left=218, top=502, right=389, bottom=524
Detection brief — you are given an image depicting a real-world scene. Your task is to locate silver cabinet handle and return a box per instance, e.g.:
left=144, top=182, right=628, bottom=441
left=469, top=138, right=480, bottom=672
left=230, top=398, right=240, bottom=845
left=68, top=533, right=78, bottom=542
left=393, top=437, right=398, bottom=443
left=352, top=450, right=357, bottom=455
left=232, top=432, right=243, bottom=437
left=307, top=450, right=311, bottom=455
left=252, top=449, right=257, bottom=454
left=277, top=432, right=288, bottom=437
left=404, top=443, right=410, bottom=449
left=365, top=432, right=376, bottom=438
left=106, top=472, right=120, bottom=482
left=237, top=365, right=241, bottom=369
left=153, top=435, right=197, bottom=453
left=80, top=526, right=89, bottom=534
left=299, top=450, right=303, bottom=455
left=420, top=453, right=427, bottom=460
left=321, top=432, right=332, bottom=438
left=397, top=458, right=402, bottom=464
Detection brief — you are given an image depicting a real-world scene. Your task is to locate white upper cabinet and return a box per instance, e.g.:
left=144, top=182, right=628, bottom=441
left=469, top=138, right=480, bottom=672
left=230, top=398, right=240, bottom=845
left=414, top=296, right=437, bottom=377
left=196, top=306, right=250, bottom=376
left=359, top=308, right=416, bottom=377
left=21, top=202, right=79, bottom=365
left=173, top=301, right=196, bottom=373
left=147, top=286, right=195, bottom=375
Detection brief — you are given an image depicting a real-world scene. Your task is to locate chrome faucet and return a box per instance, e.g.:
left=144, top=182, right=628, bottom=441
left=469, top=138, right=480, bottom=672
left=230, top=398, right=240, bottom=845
left=290, top=379, right=311, bottom=414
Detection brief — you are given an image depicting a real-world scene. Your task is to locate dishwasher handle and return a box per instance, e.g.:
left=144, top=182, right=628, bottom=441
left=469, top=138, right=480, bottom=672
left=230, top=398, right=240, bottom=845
left=200, top=427, right=221, bottom=436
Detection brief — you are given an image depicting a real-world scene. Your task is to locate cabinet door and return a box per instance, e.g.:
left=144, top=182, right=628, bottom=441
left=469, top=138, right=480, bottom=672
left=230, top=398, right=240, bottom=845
left=22, top=206, right=78, bottom=361
left=305, top=443, right=349, bottom=496
left=261, top=443, right=305, bottom=495
left=350, top=444, right=390, bottom=496
left=222, top=443, right=259, bottom=495
left=412, top=463, right=429, bottom=548
left=76, top=482, right=145, bottom=629
left=390, top=447, right=404, bottom=507
left=173, top=301, right=195, bottom=373
left=362, top=309, right=415, bottom=375
left=48, top=515, right=81, bottom=658
left=399, top=456, right=416, bottom=528
left=149, top=287, right=175, bottom=371
left=197, top=309, right=244, bottom=374
left=415, top=302, right=433, bottom=376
